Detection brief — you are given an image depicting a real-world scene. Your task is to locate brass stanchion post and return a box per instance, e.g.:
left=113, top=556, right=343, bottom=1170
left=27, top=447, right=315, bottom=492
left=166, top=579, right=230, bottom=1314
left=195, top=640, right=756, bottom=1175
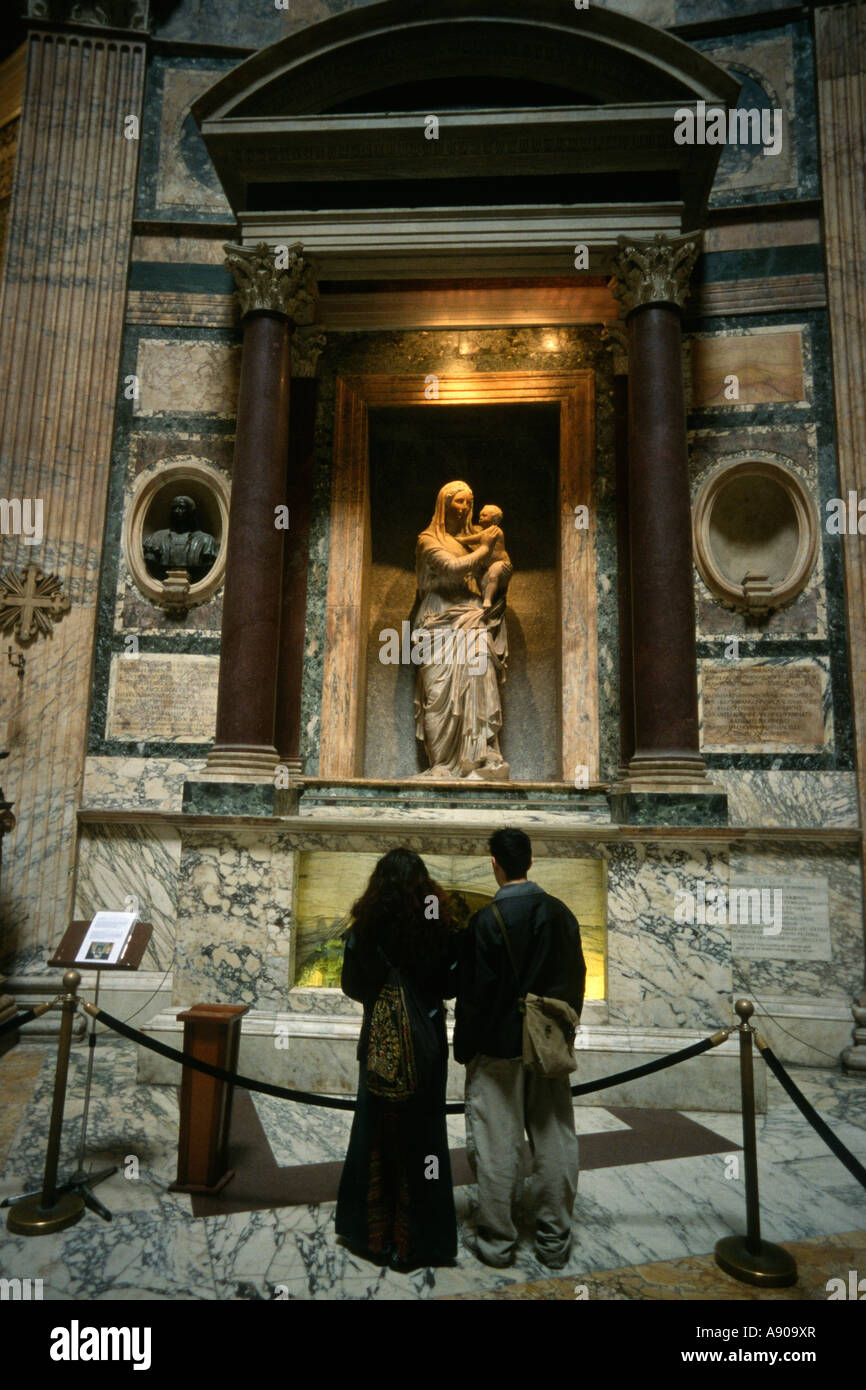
left=715, top=999, right=797, bottom=1287
left=6, top=970, right=86, bottom=1236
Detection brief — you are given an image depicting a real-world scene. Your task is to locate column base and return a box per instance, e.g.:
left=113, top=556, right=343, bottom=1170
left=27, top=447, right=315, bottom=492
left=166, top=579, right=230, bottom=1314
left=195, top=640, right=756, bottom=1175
left=185, top=751, right=301, bottom=817
left=609, top=758, right=728, bottom=826
left=276, top=757, right=303, bottom=782
left=204, top=744, right=280, bottom=780
left=615, top=754, right=712, bottom=791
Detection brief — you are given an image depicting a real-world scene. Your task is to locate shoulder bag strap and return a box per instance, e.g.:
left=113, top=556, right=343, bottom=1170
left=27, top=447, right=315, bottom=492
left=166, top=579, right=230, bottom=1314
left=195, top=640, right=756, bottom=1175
left=490, top=902, right=520, bottom=985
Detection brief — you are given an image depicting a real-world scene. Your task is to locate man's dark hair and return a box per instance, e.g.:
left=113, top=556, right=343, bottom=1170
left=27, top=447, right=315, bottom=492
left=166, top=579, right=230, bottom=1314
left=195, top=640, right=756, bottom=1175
left=489, top=828, right=532, bottom=881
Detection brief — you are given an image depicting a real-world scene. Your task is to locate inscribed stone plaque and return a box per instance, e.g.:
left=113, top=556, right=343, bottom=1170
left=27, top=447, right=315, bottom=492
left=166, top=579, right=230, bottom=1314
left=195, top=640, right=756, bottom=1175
left=107, top=653, right=218, bottom=741
left=702, top=664, right=824, bottom=749
left=730, top=877, right=832, bottom=961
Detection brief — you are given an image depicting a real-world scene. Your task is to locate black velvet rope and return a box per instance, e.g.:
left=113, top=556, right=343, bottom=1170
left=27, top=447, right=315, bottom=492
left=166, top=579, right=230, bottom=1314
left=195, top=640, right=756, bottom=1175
left=758, top=1042, right=866, bottom=1191
left=91, top=1006, right=358, bottom=1110
left=569, top=1035, right=717, bottom=1095
left=90, top=1005, right=724, bottom=1115
left=0, top=1008, right=36, bottom=1038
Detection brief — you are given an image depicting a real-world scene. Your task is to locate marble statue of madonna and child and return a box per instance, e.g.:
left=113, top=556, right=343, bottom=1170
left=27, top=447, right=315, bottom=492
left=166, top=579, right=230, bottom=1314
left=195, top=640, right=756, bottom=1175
left=412, top=480, right=514, bottom=780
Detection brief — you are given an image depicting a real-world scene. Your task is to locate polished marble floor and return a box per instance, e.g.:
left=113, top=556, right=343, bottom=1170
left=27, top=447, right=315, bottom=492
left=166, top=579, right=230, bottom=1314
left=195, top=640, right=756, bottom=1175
left=0, top=1037, right=863, bottom=1301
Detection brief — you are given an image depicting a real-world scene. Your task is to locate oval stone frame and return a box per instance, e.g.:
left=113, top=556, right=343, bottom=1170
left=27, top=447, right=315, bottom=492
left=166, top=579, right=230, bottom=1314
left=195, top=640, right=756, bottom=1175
left=692, top=459, right=819, bottom=613
left=124, top=458, right=231, bottom=609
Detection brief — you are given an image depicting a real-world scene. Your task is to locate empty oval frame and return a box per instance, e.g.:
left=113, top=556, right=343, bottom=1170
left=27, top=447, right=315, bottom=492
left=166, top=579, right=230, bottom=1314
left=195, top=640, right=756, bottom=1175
left=692, top=459, right=818, bottom=614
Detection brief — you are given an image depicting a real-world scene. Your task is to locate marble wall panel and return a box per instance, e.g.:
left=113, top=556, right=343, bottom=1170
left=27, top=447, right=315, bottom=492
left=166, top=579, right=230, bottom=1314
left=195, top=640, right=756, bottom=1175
left=134, top=339, right=240, bottom=418
left=136, top=56, right=235, bottom=220
left=606, top=843, right=734, bottom=1032
left=173, top=832, right=297, bottom=1008
left=155, top=67, right=233, bottom=216
left=687, top=328, right=806, bottom=408
left=729, top=840, right=863, bottom=1004
left=131, top=235, right=228, bottom=266
left=81, top=755, right=205, bottom=812
left=153, top=0, right=292, bottom=45
left=704, top=32, right=797, bottom=196
left=713, top=770, right=858, bottom=829
left=703, top=218, right=821, bottom=255
left=695, top=22, right=819, bottom=207
left=73, top=823, right=181, bottom=972
left=68, top=817, right=860, bottom=1051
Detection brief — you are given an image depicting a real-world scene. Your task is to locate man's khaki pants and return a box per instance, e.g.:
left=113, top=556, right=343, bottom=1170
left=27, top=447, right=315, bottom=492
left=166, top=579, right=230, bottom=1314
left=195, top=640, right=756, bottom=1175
left=464, top=1054, right=579, bottom=1266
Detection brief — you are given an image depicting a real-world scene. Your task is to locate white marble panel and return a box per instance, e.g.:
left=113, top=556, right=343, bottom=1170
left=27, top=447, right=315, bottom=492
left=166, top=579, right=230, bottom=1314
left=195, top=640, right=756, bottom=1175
left=713, top=770, right=858, bottom=829
left=73, top=823, right=181, bottom=971
left=81, top=755, right=205, bottom=811
left=606, top=843, right=734, bottom=1032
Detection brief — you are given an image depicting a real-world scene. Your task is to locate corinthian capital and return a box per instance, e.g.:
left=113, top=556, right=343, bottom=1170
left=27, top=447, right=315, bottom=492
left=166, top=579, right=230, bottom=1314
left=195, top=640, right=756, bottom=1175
left=224, top=241, right=319, bottom=323
left=609, top=232, right=701, bottom=316
left=292, top=326, right=328, bottom=378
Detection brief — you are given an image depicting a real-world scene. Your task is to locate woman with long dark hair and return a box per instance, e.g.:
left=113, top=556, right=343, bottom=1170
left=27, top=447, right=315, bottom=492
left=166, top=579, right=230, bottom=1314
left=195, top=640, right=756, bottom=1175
left=335, top=847, right=458, bottom=1270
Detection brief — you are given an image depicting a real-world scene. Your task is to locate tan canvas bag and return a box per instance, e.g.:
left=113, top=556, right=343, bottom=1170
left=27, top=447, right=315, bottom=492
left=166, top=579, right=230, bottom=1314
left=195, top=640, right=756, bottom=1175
left=491, top=903, right=579, bottom=1079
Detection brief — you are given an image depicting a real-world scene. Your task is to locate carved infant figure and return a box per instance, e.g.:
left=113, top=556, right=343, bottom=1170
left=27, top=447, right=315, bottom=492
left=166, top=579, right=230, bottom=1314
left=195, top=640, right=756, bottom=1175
left=465, top=503, right=513, bottom=608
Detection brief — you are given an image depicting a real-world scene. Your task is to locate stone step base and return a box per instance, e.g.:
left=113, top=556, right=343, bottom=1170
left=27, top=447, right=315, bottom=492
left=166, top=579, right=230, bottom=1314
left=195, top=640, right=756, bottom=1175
left=136, top=1007, right=760, bottom=1113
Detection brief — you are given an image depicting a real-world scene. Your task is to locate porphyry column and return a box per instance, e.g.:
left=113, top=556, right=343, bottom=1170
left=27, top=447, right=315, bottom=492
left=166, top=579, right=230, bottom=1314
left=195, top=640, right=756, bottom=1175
left=275, top=326, right=327, bottom=779
left=609, top=232, right=711, bottom=794
left=206, top=242, right=317, bottom=781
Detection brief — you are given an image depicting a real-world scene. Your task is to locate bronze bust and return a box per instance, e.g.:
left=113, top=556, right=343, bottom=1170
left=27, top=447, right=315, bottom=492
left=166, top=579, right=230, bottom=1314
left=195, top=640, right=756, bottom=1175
left=143, top=495, right=219, bottom=583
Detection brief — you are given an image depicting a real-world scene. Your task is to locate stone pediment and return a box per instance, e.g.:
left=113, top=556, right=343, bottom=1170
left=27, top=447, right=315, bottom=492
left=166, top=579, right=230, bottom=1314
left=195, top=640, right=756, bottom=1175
left=192, top=0, right=740, bottom=234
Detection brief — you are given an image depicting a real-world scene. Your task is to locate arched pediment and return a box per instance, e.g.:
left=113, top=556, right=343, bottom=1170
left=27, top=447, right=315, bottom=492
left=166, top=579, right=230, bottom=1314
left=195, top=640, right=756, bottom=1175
left=194, top=0, right=739, bottom=121
left=192, top=0, right=741, bottom=267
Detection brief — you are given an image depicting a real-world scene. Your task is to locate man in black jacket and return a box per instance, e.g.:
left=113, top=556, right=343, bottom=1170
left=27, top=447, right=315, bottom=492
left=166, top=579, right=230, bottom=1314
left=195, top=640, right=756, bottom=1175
left=454, top=828, right=586, bottom=1268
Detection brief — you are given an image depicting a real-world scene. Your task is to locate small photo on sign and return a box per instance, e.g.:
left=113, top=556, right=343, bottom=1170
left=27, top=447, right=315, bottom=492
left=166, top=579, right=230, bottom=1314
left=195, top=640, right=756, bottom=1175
left=75, top=911, right=138, bottom=967
left=84, top=941, right=114, bottom=962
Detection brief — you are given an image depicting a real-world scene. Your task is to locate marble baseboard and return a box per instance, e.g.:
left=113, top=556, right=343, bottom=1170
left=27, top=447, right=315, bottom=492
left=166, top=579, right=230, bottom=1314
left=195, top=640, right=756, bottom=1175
left=182, top=780, right=300, bottom=817
left=136, top=1008, right=758, bottom=1112
left=609, top=790, right=729, bottom=827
